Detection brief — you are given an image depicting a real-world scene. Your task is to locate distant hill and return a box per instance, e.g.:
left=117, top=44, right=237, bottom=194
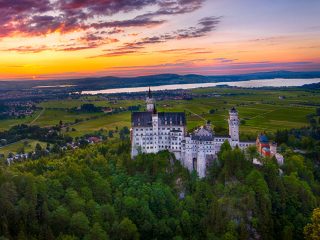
left=0, top=71, right=320, bottom=91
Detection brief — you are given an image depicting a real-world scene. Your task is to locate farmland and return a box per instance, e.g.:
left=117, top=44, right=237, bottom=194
left=46, top=87, right=319, bottom=136
left=0, top=86, right=319, bottom=157
left=0, top=139, right=48, bottom=157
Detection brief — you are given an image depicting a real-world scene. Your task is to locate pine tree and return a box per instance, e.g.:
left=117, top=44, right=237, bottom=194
left=25, top=177, right=37, bottom=206
left=46, top=227, right=55, bottom=240
left=239, top=221, right=247, bottom=240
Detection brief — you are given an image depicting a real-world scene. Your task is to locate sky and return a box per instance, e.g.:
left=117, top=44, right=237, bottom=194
left=0, top=0, right=320, bottom=81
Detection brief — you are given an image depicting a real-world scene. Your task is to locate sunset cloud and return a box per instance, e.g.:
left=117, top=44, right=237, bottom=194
left=0, top=0, right=207, bottom=38
left=0, top=0, right=319, bottom=80
left=88, top=16, right=220, bottom=58
left=3, top=45, right=51, bottom=53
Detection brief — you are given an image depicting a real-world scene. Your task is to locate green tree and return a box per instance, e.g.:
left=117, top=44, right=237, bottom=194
left=304, top=207, right=320, bottom=239
left=25, top=177, right=37, bottom=206
left=181, top=210, right=191, bottom=236
left=52, top=206, right=71, bottom=235
left=109, top=130, right=114, bottom=138
left=70, top=212, right=90, bottom=238
left=35, top=143, right=42, bottom=151
left=245, top=145, right=258, bottom=162
left=119, top=218, right=139, bottom=240
left=90, top=223, right=109, bottom=240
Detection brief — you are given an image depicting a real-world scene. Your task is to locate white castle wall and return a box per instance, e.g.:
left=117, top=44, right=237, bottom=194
left=146, top=97, right=155, bottom=112
left=131, top=92, right=256, bottom=178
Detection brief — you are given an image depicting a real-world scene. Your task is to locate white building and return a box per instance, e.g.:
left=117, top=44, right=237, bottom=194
left=131, top=88, right=256, bottom=178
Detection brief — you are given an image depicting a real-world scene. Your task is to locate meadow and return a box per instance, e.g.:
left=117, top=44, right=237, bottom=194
left=0, top=86, right=319, bottom=156
left=0, top=139, right=47, bottom=157
left=0, top=110, right=41, bottom=132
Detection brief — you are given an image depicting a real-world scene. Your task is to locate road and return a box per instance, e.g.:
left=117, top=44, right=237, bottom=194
left=29, top=108, right=45, bottom=125
left=181, top=108, right=207, bottom=122
left=0, top=138, right=28, bottom=150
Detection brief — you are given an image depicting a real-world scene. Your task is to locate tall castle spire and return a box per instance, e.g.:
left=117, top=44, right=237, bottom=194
left=152, top=103, right=157, bottom=114
left=147, top=86, right=152, bottom=98
left=146, top=86, right=155, bottom=112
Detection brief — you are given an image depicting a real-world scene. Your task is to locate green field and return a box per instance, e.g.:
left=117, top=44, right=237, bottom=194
left=0, top=87, right=318, bottom=140
left=36, top=88, right=320, bottom=135
left=63, top=111, right=132, bottom=138
left=37, top=99, right=145, bottom=109
left=0, top=110, right=41, bottom=131
left=0, top=139, right=48, bottom=156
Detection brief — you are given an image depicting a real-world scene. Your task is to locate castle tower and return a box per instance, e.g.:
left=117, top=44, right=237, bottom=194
left=197, top=138, right=206, bottom=178
left=152, top=104, right=158, bottom=153
left=146, top=87, right=155, bottom=112
left=270, top=142, right=277, bottom=157
left=184, top=133, right=193, bottom=171
left=206, top=120, right=211, bottom=130
left=228, top=107, right=239, bottom=143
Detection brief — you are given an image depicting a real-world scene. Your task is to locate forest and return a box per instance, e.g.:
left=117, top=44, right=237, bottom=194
left=0, top=135, right=319, bottom=240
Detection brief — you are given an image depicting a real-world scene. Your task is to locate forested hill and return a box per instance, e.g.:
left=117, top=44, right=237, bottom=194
left=0, top=138, right=319, bottom=239
left=0, top=71, right=320, bottom=91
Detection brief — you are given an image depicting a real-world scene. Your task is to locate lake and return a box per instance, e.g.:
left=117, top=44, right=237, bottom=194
left=81, top=78, right=320, bottom=95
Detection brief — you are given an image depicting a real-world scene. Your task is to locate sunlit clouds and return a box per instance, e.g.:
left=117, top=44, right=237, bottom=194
left=0, top=0, right=319, bottom=80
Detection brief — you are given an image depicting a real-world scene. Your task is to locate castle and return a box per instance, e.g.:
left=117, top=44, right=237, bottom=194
left=131, top=88, right=257, bottom=178
left=256, top=133, right=284, bottom=165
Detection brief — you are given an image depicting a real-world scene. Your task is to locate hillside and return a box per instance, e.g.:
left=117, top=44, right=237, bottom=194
left=0, top=138, right=319, bottom=239
left=0, top=71, right=320, bottom=91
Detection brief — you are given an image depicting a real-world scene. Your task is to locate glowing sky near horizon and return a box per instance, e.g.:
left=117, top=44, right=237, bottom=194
left=0, top=0, right=319, bottom=80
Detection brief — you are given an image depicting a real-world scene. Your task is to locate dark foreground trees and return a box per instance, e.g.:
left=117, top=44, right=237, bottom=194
left=0, top=138, right=319, bottom=239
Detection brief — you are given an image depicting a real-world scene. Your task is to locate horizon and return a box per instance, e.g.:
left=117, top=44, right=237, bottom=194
left=1, top=0, right=320, bottom=81
left=2, top=70, right=320, bottom=82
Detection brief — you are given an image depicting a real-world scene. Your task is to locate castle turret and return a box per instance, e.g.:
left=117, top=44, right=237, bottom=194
left=197, top=137, right=206, bottom=178
left=228, top=107, right=239, bottom=143
left=151, top=103, right=158, bottom=153
left=146, top=87, right=155, bottom=112
left=206, top=120, right=211, bottom=130
left=270, top=142, right=277, bottom=157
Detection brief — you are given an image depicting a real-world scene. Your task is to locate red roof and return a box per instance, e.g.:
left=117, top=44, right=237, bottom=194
left=88, top=137, right=101, bottom=143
